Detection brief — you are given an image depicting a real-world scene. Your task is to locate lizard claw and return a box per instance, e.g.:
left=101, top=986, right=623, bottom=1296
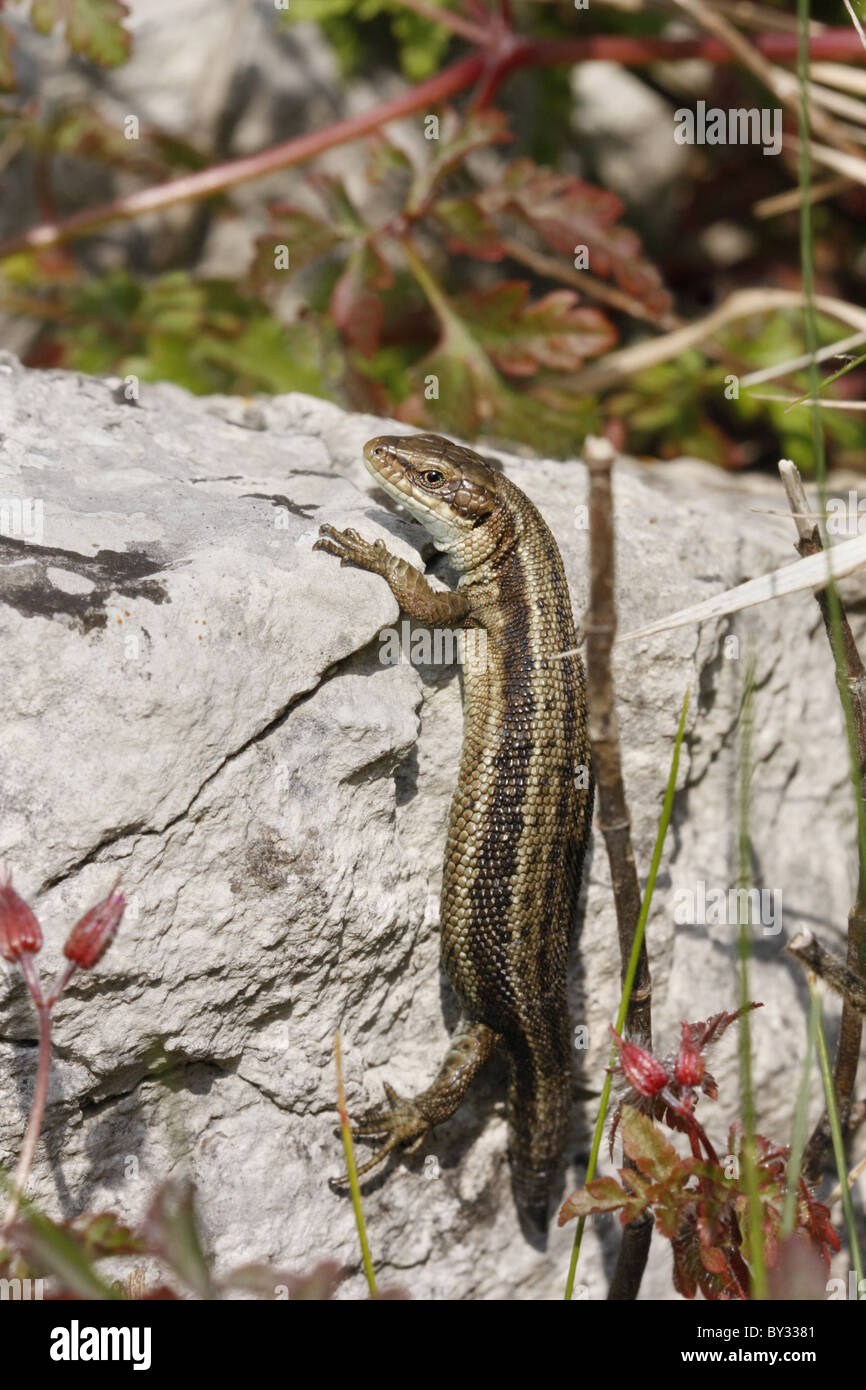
left=328, top=1082, right=431, bottom=1189
left=313, top=524, right=387, bottom=574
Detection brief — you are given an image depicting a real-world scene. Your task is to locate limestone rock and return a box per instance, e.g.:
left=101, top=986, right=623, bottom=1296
left=0, top=354, right=860, bottom=1299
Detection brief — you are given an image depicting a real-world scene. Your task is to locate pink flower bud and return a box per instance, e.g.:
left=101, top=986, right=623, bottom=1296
left=674, top=1026, right=705, bottom=1087
left=0, top=866, right=43, bottom=963
left=63, top=889, right=125, bottom=969
left=610, top=1027, right=668, bottom=1098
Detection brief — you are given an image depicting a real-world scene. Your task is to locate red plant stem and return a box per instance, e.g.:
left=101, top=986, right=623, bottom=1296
left=0, top=29, right=863, bottom=260
left=0, top=53, right=483, bottom=259
left=2, top=959, right=52, bottom=1230
left=46, top=959, right=77, bottom=1009
left=396, top=0, right=488, bottom=43
left=523, top=29, right=866, bottom=69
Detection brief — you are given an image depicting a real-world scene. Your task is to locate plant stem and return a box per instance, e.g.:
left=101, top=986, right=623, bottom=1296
left=334, top=1034, right=378, bottom=1299
left=563, top=686, right=690, bottom=1301
left=2, top=962, right=52, bottom=1230
left=396, top=0, right=488, bottom=43
left=811, top=980, right=865, bottom=1285
left=0, top=31, right=863, bottom=260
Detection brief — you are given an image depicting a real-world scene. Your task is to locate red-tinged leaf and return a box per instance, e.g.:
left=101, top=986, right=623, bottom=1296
left=700, top=1071, right=719, bottom=1102
left=682, top=1004, right=762, bottom=1056
left=429, top=197, right=506, bottom=261
left=654, top=1198, right=685, bottom=1241
left=0, top=20, right=16, bottom=90
left=619, top=1104, right=682, bottom=1183
left=558, top=1176, right=630, bottom=1225
left=698, top=1240, right=729, bottom=1275
left=671, top=1225, right=699, bottom=1300
left=477, top=159, right=671, bottom=317
left=331, top=242, right=393, bottom=357
left=798, top=1181, right=841, bottom=1260
left=407, top=107, right=513, bottom=215
left=32, top=0, right=132, bottom=67
left=224, top=1260, right=347, bottom=1300
left=252, top=206, right=341, bottom=283
left=453, top=282, right=615, bottom=377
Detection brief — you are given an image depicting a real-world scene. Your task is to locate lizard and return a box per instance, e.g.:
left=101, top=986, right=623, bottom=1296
left=314, top=432, right=594, bottom=1231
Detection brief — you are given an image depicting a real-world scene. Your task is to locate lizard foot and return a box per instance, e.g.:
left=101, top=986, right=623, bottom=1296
left=313, top=525, right=389, bottom=576
left=329, top=1083, right=430, bottom=1189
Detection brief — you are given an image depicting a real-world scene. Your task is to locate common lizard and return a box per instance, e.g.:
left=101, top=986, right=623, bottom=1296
left=314, top=433, right=593, bottom=1230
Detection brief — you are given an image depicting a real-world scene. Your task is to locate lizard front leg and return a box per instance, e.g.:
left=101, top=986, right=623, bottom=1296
left=330, top=1020, right=499, bottom=1186
left=314, top=525, right=469, bottom=626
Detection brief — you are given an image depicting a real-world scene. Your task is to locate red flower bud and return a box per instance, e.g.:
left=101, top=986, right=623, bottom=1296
left=63, top=889, right=125, bottom=969
left=610, top=1027, right=669, bottom=1097
left=0, top=866, right=43, bottom=963
left=674, top=1026, right=705, bottom=1087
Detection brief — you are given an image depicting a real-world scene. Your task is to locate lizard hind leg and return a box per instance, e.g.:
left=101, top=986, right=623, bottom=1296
left=329, top=1020, right=499, bottom=1189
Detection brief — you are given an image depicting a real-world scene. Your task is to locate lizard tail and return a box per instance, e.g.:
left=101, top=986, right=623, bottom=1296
left=504, top=1038, right=573, bottom=1233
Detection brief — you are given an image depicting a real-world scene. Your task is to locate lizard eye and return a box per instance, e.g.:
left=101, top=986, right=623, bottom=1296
left=421, top=470, right=444, bottom=487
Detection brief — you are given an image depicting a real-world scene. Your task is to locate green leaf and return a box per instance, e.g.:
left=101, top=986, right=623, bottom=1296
left=67, top=1211, right=144, bottom=1259
left=8, top=1204, right=123, bottom=1299
left=251, top=208, right=341, bottom=285
left=141, top=1180, right=214, bottom=1300
left=620, top=1105, right=682, bottom=1184
left=66, top=0, right=132, bottom=66
left=429, top=198, right=506, bottom=262
left=31, top=0, right=132, bottom=67
left=407, top=108, right=512, bottom=216
left=308, top=172, right=368, bottom=237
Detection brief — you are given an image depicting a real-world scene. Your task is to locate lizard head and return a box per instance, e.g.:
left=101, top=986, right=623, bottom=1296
left=362, top=433, right=501, bottom=558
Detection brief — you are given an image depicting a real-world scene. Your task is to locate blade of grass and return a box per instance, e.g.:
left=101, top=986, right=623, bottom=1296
left=736, top=654, right=767, bottom=1299
left=811, top=978, right=865, bottom=1282
left=781, top=986, right=821, bottom=1236
left=334, top=1034, right=378, bottom=1299
left=564, top=686, right=690, bottom=1301
left=783, top=346, right=866, bottom=413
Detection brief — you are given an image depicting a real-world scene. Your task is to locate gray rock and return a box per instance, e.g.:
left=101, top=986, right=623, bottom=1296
left=0, top=356, right=861, bottom=1300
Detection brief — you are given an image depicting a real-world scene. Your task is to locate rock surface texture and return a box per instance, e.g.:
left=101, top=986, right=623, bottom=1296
left=0, top=355, right=861, bottom=1300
